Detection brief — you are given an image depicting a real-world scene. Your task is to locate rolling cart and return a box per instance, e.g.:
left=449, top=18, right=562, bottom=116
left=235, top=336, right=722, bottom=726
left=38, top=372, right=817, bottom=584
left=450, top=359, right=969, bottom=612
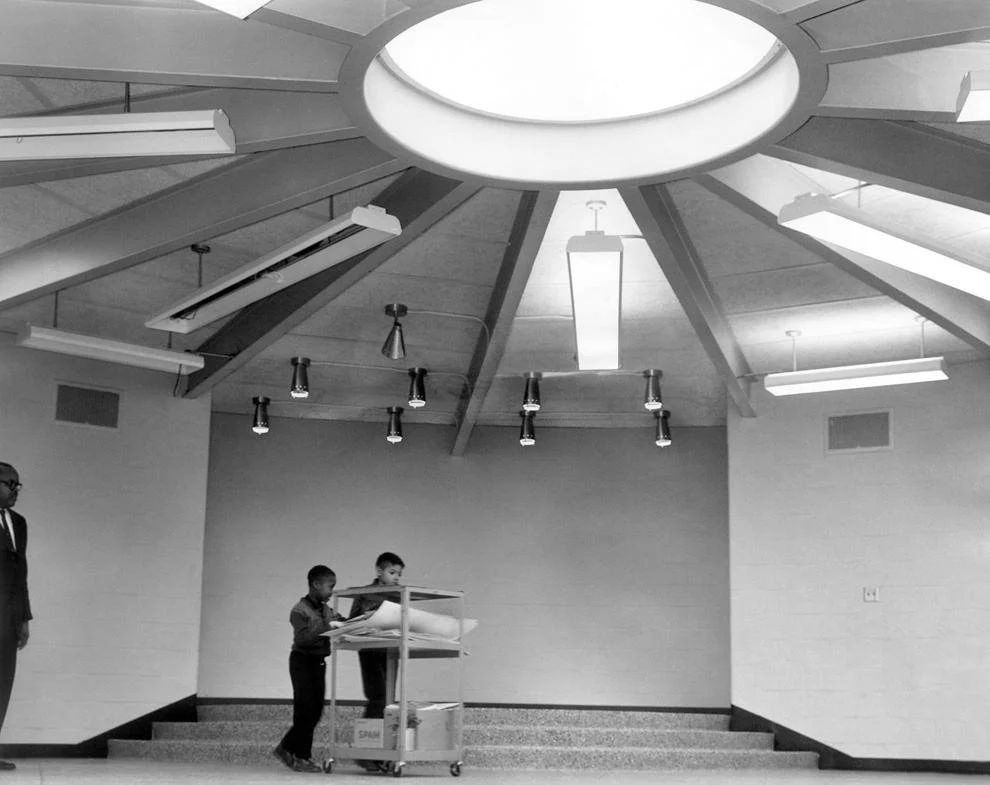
left=323, top=585, right=466, bottom=777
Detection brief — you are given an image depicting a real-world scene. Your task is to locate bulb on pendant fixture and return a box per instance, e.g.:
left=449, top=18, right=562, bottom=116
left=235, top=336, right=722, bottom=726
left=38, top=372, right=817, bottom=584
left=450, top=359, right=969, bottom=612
left=521, top=372, right=542, bottom=412
left=407, top=367, right=428, bottom=408
left=251, top=396, right=270, bottom=435
left=519, top=410, right=536, bottom=446
left=654, top=409, right=672, bottom=448
left=290, top=356, right=310, bottom=399
left=381, top=303, right=408, bottom=360
left=643, top=368, right=663, bottom=411
left=386, top=406, right=404, bottom=444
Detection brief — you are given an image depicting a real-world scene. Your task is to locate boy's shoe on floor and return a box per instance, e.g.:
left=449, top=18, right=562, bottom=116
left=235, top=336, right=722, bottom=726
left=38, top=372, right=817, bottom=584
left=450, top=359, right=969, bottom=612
left=293, top=758, right=323, bottom=773
left=272, top=745, right=296, bottom=770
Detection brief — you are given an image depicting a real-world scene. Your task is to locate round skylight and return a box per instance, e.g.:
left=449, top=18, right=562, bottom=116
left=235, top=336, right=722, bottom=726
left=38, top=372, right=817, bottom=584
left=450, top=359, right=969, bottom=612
left=384, top=0, right=779, bottom=124
left=348, top=0, right=817, bottom=186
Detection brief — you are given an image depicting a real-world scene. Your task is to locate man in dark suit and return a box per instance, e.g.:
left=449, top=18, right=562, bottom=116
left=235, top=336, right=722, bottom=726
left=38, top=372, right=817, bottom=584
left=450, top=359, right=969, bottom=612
left=0, top=463, right=30, bottom=771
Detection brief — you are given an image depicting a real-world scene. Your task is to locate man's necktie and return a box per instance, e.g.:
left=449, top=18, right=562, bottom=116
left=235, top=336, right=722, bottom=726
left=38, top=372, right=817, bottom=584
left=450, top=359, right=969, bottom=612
left=0, top=510, right=13, bottom=552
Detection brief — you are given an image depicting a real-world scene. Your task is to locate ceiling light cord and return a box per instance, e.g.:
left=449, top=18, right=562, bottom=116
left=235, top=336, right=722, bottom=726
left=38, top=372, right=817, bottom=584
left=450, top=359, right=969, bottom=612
left=407, top=309, right=491, bottom=345
left=918, top=316, right=928, bottom=358
left=786, top=329, right=801, bottom=372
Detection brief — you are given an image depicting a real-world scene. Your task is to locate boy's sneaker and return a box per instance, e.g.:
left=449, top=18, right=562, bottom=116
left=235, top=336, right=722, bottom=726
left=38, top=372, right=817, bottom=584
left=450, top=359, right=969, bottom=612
left=293, top=758, right=323, bottom=773
left=272, top=745, right=296, bottom=770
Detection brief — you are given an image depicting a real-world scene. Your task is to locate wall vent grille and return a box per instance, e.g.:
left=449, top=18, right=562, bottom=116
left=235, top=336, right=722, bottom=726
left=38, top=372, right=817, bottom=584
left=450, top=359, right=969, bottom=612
left=827, top=411, right=890, bottom=452
left=55, top=384, right=120, bottom=429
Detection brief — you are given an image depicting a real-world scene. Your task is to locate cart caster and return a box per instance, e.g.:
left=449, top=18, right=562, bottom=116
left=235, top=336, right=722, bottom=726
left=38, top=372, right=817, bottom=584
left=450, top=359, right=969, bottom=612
left=392, top=763, right=405, bottom=777
left=322, top=758, right=334, bottom=774
left=450, top=762, right=462, bottom=777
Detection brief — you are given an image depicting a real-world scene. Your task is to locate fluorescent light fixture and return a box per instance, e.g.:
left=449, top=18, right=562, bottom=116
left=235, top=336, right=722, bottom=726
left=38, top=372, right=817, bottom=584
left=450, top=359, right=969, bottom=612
left=194, top=0, right=268, bottom=18
left=147, top=206, right=401, bottom=334
left=956, top=71, right=990, bottom=122
left=566, top=231, right=623, bottom=370
left=764, top=357, right=948, bottom=396
left=16, top=325, right=205, bottom=375
left=779, top=194, right=990, bottom=302
left=0, top=111, right=235, bottom=160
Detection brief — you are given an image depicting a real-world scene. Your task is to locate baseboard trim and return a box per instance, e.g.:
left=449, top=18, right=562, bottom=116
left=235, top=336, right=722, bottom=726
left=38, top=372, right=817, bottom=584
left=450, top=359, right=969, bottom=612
left=732, top=705, right=990, bottom=775
left=0, top=694, right=197, bottom=759
left=198, top=697, right=729, bottom=714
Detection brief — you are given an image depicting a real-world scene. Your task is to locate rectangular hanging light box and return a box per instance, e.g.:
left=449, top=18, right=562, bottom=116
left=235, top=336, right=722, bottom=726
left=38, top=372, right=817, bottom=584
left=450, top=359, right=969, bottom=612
left=16, top=325, right=205, bottom=375
left=779, top=194, right=990, bottom=301
left=194, top=0, right=269, bottom=17
left=0, top=111, right=235, bottom=160
left=566, top=231, right=623, bottom=370
left=764, top=356, right=948, bottom=396
left=956, top=71, right=990, bottom=122
left=146, top=205, right=401, bottom=334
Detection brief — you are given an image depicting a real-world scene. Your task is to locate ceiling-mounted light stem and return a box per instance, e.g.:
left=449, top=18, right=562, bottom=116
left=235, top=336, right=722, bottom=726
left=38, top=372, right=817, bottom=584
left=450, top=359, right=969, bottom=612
left=519, top=410, right=536, bottom=446
left=290, top=356, right=310, bottom=399
left=643, top=368, right=663, bottom=411
left=786, top=329, right=801, bottom=372
left=251, top=396, right=270, bottom=435
left=587, top=199, right=606, bottom=232
left=52, top=289, right=60, bottom=329
left=521, top=372, right=542, bottom=412
left=191, top=243, right=210, bottom=289
left=407, top=367, right=428, bottom=408
left=124, top=82, right=131, bottom=114
left=654, top=409, right=672, bottom=448
left=381, top=303, right=408, bottom=360
left=386, top=406, right=404, bottom=444
left=917, top=316, right=928, bottom=358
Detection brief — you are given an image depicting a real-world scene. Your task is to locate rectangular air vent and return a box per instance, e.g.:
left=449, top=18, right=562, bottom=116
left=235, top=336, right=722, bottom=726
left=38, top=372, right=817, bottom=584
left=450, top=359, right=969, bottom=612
left=827, top=411, right=890, bottom=452
left=55, top=384, right=119, bottom=429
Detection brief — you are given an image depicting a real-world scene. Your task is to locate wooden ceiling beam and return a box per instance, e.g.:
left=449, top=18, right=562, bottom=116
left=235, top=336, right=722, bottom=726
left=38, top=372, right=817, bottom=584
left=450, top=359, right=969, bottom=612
left=696, top=165, right=990, bottom=354
left=0, top=139, right=404, bottom=309
left=184, top=170, right=482, bottom=397
left=773, top=117, right=990, bottom=215
left=619, top=184, right=756, bottom=418
left=450, top=190, right=558, bottom=456
left=0, top=0, right=344, bottom=92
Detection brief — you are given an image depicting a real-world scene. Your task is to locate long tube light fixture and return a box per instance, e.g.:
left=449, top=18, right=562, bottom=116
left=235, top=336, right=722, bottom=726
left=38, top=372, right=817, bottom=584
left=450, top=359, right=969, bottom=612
left=956, top=71, right=990, bottom=122
left=779, top=194, right=990, bottom=301
left=16, top=324, right=205, bottom=375
left=566, top=230, right=624, bottom=369
left=147, top=206, right=401, bottom=334
left=0, top=111, right=235, bottom=161
left=764, top=356, right=948, bottom=396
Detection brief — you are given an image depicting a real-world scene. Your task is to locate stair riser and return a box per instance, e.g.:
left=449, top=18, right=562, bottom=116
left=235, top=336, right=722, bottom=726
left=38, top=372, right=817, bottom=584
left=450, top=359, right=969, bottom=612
left=110, top=740, right=817, bottom=771
left=154, top=722, right=771, bottom=750
left=197, top=705, right=729, bottom=730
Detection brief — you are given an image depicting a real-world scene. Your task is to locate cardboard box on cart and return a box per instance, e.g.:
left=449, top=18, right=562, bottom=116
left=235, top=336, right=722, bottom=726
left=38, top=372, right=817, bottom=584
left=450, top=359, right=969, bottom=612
left=384, top=702, right=458, bottom=750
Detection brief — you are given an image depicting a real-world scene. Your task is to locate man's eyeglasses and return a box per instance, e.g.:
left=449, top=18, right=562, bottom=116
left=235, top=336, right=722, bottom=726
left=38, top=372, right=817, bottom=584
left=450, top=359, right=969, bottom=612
left=0, top=481, right=21, bottom=493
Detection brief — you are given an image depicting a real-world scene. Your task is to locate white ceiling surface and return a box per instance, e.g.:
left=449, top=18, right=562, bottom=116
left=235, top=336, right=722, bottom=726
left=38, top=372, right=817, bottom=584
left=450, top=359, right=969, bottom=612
left=0, top=0, right=986, bottom=437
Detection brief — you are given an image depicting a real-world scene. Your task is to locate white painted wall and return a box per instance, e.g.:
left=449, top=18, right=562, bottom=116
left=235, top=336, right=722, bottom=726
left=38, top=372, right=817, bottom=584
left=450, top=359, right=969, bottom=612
left=0, top=336, right=211, bottom=744
left=200, top=415, right=730, bottom=708
left=729, top=359, right=990, bottom=760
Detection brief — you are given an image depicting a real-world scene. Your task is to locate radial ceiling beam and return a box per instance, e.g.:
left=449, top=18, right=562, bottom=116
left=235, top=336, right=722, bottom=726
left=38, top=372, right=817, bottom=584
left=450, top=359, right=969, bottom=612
left=0, top=139, right=404, bottom=309
left=619, top=185, right=756, bottom=418
left=800, top=0, right=990, bottom=63
left=184, top=170, right=481, bottom=398
left=250, top=8, right=363, bottom=46
left=450, top=190, right=557, bottom=457
left=0, top=89, right=360, bottom=187
left=783, top=0, right=864, bottom=24
left=696, top=159, right=990, bottom=353
left=773, top=117, right=990, bottom=215
left=0, top=0, right=345, bottom=91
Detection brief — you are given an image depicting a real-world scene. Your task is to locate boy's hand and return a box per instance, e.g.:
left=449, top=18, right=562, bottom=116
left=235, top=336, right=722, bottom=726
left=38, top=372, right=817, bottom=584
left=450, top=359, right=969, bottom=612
left=329, top=621, right=346, bottom=629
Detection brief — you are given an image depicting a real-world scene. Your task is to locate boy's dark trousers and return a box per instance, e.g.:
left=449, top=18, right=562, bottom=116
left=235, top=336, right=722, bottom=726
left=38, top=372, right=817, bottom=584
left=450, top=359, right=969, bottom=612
left=281, top=651, right=326, bottom=760
left=358, top=650, right=390, bottom=718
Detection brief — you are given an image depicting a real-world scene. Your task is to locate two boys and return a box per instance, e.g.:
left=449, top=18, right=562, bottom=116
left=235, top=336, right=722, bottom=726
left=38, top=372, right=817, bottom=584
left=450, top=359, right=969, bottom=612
left=274, top=553, right=405, bottom=774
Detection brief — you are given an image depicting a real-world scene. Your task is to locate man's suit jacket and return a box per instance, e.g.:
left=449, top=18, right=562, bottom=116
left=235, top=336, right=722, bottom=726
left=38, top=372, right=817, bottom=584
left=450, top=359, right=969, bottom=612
left=0, top=509, right=31, bottom=630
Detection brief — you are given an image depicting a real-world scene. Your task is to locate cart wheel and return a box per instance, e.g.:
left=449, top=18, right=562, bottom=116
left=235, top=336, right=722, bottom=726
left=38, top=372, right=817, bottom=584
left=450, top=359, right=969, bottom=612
left=380, top=761, right=394, bottom=775
left=322, top=759, right=334, bottom=774
left=392, top=763, right=405, bottom=778
left=450, top=762, right=462, bottom=777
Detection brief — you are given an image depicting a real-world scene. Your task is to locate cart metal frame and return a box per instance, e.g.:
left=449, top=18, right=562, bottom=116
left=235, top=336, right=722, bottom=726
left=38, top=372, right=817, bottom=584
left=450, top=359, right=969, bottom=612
left=324, top=585, right=465, bottom=777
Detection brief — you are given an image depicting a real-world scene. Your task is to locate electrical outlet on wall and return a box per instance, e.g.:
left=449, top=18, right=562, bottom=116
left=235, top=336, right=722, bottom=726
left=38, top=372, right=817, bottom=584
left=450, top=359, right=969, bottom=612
left=863, top=586, right=880, bottom=603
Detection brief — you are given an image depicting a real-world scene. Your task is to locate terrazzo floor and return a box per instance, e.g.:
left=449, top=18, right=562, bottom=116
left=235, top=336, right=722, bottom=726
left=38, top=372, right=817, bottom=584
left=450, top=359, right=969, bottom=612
left=0, top=760, right=981, bottom=784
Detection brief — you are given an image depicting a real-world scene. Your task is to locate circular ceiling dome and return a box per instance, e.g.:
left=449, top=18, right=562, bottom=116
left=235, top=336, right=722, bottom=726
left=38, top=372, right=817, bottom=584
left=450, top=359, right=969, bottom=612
left=351, top=0, right=816, bottom=188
